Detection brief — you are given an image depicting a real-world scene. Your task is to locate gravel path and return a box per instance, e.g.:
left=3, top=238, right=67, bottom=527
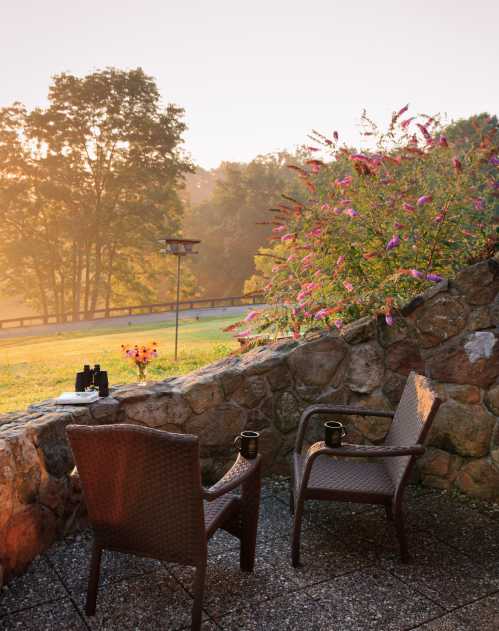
left=0, top=305, right=265, bottom=340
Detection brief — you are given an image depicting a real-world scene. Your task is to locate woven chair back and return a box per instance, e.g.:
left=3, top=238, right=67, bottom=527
left=67, top=424, right=207, bottom=565
left=384, top=372, right=440, bottom=489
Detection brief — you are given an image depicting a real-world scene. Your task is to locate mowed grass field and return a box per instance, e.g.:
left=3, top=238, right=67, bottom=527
left=0, top=315, right=240, bottom=414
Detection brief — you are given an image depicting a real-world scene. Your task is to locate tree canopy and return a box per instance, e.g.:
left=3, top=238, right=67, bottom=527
left=0, top=67, right=193, bottom=320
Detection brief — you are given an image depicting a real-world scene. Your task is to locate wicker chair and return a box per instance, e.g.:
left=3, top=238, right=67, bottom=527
left=291, top=371, right=441, bottom=566
left=66, top=424, right=261, bottom=631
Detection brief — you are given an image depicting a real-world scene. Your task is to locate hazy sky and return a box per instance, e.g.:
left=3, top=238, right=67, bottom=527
left=2, top=1, right=498, bottom=168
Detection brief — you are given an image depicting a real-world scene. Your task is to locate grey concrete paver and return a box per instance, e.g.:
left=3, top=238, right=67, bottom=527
left=416, top=591, right=499, bottom=630
left=168, top=548, right=301, bottom=619
left=0, top=598, right=88, bottom=630
left=306, top=566, right=444, bottom=630
left=0, top=557, right=66, bottom=617
left=1, top=482, right=497, bottom=631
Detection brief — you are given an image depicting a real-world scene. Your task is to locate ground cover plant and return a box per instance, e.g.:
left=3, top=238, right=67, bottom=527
left=237, top=107, right=498, bottom=338
left=0, top=315, right=238, bottom=413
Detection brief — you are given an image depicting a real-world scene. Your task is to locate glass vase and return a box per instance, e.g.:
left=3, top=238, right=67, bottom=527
left=136, top=362, right=148, bottom=386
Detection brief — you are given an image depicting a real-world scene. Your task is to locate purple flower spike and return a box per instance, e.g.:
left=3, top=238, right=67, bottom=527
left=490, top=155, right=499, bottom=166
left=417, top=195, right=432, bottom=206
left=386, top=235, right=400, bottom=250
left=409, top=269, right=424, bottom=279
left=473, top=197, right=486, bottom=211
left=344, top=207, right=359, bottom=218
left=403, top=202, right=415, bottom=213
left=426, top=273, right=443, bottom=282
left=244, top=310, right=260, bottom=322
left=314, top=308, right=329, bottom=320
left=385, top=313, right=394, bottom=326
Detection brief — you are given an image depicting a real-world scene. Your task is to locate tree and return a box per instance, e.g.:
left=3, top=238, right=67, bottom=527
left=0, top=67, right=193, bottom=321
left=184, top=152, right=304, bottom=297
left=444, top=112, right=499, bottom=151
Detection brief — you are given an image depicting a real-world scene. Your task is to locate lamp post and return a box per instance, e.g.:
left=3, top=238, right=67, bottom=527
left=159, top=237, right=200, bottom=361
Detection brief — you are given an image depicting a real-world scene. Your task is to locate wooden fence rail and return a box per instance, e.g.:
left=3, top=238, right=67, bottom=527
left=0, top=294, right=264, bottom=330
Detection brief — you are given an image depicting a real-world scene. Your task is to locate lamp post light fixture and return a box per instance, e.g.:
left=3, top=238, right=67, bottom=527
left=159, top=237, right=200, bottom=361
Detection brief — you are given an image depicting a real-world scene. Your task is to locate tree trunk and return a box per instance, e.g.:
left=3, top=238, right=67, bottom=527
left=48, top=264, right=60, bottom=323
left=89, top=237, right=102, bottom=317
left=83, top=240, right=91, bottom=319
left=33, top=263, right=49, bottom=323
left=59, top=266, right=66, bottom=322
left=71, top=240, right=84, bottom=321
left=104, top=245, right=116, bottom=317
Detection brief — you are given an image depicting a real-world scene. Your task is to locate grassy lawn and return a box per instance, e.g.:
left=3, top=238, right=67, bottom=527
left=0, top=315, right=240, bottom=414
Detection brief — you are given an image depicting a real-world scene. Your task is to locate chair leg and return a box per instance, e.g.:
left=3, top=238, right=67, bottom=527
left=191, top=563, right=206, bottom=631
left=394, top=507, right=410, bottom=564
left=240, top=513, right=258, bottom=572
left=289, top=488, right=295, bottom=516
left=291, top=496, right=305, bottom=568
left=85, top=543, right=102, bottom=616
left=240, top=461, right=261, bottom=572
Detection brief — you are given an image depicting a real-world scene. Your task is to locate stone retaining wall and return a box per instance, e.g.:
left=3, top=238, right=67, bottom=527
left=1, top=257, right=498, bottom=582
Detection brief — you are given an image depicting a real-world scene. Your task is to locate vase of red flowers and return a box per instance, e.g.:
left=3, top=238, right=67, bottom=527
left=121, top=342, right=158, bottom=385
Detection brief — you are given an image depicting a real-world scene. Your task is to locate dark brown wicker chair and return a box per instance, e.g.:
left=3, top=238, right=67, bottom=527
left=66, top=424, right=261, bottom=631
left=290, top=371, right=441, bottom=566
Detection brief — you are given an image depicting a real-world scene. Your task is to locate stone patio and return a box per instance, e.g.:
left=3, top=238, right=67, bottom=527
left=1, top=480, right=498, bottom=630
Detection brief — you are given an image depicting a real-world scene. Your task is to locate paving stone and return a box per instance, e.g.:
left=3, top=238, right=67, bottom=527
left=45, top=530, right=162, bottom=604
left=302, top=498, right=379, bottom=528
left=169, top=548, right=301, bottom=619
left=208, top=528, right=240, bottom=556
left=0, top=556, right=66, bottom=616
left=1, top=479, right=497, bottom=631
left=379, top=532, right=499, bottom=610
left=254, top=531, right=376, bottom=589
left=80, top=568, right=196, bottom=630
left=402, top=493, right=499, bottom=569
left=417, top=592, right=499, bottom=630
left=260, top=475, right=290, bottom=499
left=349, top=506, right=433, bottom=556
left=0, top=598, right=88, bottom=630
left=304, top=507, right=396, bottom=555
left=214, top=591, right=330, bottom=631
left=307, top=566, right=444, bottom=630
left=256, top=496, right=294, bottom=539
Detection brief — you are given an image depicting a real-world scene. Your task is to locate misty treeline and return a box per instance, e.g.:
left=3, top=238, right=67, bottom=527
left=184, top=152, right=306, bottom=297
left=0, top=68, right=194, bottom=321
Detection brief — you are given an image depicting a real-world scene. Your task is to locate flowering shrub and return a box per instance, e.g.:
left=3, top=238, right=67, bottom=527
left=233, top=107, right=498, bottom=339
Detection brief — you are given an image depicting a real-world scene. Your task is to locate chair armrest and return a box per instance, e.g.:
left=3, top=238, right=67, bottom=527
left=305, top=441, right=425, bottom=460
left=202, top=454, right=261, bottom=501
left=294, top=404, right=395, bottom=454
